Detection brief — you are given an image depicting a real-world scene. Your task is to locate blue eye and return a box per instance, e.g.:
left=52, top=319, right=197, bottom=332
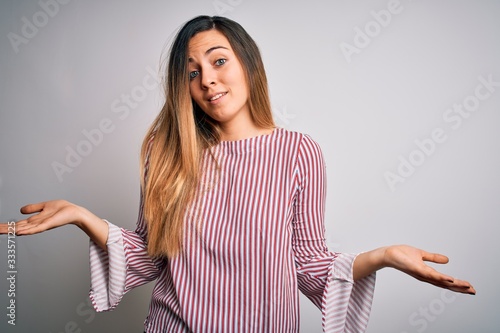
left=189, top=70, right=199, bottom=79
left=215, top=59, right=226, bottom=66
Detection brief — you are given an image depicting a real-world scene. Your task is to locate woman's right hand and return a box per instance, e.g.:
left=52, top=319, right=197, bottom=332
left=0, top=200, right=109, bottom=250
left=4, top=200, right=84, bottom=235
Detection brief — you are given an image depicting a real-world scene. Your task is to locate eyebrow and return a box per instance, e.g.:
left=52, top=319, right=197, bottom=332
left=188, top=45, right=229, bottom=62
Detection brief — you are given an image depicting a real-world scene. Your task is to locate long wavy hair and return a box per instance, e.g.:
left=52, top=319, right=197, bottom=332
left=141, top=16, right=275, bottom=258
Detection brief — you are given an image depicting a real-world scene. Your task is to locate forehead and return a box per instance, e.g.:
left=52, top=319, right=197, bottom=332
left=188, top=29, right=232, bottom=56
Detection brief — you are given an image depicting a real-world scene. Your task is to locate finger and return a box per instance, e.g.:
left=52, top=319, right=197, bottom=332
left=422, top=251, right=449, bottom=265
left=0, top=222, right=13, bottom=234
left=452, top=284, right=475, bottom=294
left=426, top=280, right=473, bottom=294
left=413, top=265, right=475, bottom=293
left=16, top=222, right=43, bottom=235
left=434, top=279, right=476, bottom=295
left=16, top=214, right=62, bottom=235
left=13, top=217, right=46, bottom=233
left=0, top=218, right=50, bottom=235
left=16, top=226, right=38, bottom=235
left=409, top=265, right=454, bottom=284
left=14, top=221, right=34, bottom=234
left=17, top=220, right=57, bottom=235
left=17, top=208, right=55, bottom=229
left=8, top=220, right=27, bottom=234
left=428, top=265, right=455, bottom=283
left=24, top=213, right=48, bottom=225
left=0, top=220, right=26, bottom=234
left=449, top=278, right=475, bottom=289
left=20, top=202, right=46, bottom=214
left=453, top=283, right=475, bottom=295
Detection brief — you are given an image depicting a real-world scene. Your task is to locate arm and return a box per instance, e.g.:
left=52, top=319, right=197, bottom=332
left=353, top=245, right=476, bottom=295
left=0, top=200, right=108, bottom=250
left=292, top=135, right=376, bottom=333
left=1, top=198, right=163, bottom=311
left=89, top=192, right=164, bottom=312
left=291, top=134, right=475, bottom=333
left=289, top=135, right=475, bottom=296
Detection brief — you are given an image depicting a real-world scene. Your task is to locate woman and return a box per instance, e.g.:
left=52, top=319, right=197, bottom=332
left=0, top=15, right=474, bottom=333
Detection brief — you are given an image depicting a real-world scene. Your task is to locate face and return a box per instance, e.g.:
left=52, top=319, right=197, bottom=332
left=188, top=30, right=250, bottom=127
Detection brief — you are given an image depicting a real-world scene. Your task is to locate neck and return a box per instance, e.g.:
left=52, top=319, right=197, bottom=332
left=219, top=125, right=274, bottom=142
left=218, top=111, right=274, bottom=141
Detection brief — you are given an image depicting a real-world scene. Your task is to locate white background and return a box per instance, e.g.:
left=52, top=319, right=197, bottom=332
left=0, top=0, right=499, bottom=332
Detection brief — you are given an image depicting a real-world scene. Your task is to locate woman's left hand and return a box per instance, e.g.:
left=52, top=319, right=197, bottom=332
left=382, top=245, right=476, bottom=294
left=353, top=244, right=476, bottom=295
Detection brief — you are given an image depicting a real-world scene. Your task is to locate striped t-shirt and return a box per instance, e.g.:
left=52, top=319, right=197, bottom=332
left=89, top=128, right=376, bottom=332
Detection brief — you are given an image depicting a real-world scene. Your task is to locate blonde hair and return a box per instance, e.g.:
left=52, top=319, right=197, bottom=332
left=141, top=16, right=275, bottom=258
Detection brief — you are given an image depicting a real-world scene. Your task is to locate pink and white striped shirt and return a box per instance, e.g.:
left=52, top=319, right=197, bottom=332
left=89, top=128, right=376, bottom=332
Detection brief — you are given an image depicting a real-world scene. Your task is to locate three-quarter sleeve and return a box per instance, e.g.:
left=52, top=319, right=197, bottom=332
left=88, top=194, right=165, bottom=312
left=292, top=135, right=376, bottom=333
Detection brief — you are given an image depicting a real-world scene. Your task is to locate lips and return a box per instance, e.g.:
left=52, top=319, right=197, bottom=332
left=208, top=92, right=227, bottom=102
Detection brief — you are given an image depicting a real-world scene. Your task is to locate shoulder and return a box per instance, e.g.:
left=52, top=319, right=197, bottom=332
left=276, top=128, right=324, bottom=156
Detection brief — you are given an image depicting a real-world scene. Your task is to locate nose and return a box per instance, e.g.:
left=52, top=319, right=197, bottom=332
left=200, top=67, right=216, bottom=89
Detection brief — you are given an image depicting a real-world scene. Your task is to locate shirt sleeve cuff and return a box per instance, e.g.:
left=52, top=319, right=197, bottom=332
left=88, top=220, right=127, bottom=312
left=321, top=252, right=376, bottom=333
